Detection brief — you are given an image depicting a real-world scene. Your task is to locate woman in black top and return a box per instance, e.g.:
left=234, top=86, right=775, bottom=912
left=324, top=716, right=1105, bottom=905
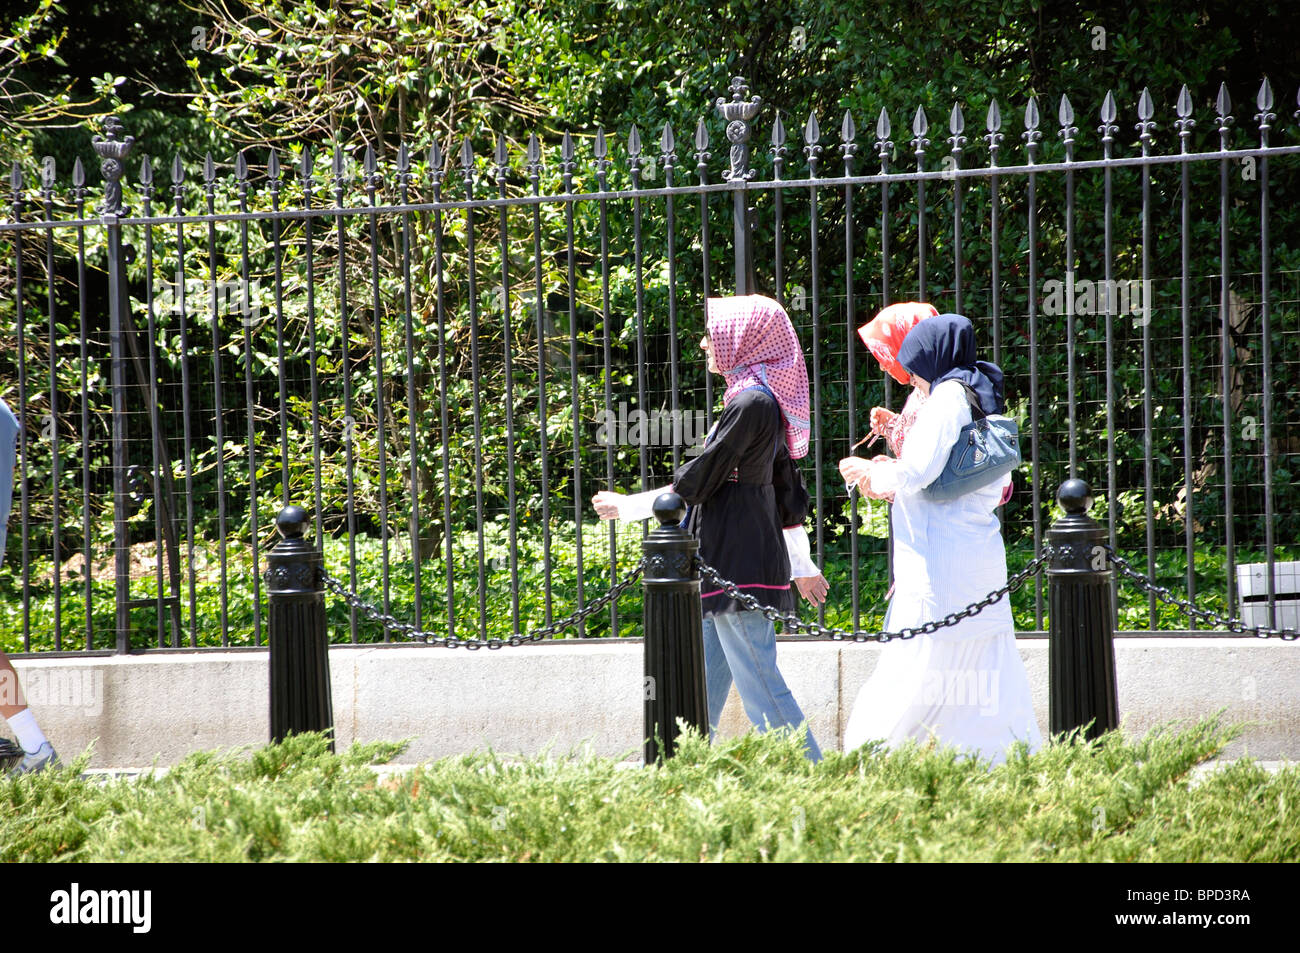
left=594, top=295, right=825, bottom=760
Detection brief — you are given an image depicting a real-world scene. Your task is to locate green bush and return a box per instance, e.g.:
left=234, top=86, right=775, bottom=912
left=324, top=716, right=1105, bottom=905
left=2, top=716, right=1295, bottom=862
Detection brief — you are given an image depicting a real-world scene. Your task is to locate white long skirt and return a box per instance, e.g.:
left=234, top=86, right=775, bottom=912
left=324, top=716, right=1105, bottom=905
left=844, top=383, right=1043, bottom=765
left=843, top=626, right=1042, bottom=766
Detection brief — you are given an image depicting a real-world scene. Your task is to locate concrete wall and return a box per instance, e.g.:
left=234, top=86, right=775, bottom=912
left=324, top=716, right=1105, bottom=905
left=6, top=638, right=1297, bottom=767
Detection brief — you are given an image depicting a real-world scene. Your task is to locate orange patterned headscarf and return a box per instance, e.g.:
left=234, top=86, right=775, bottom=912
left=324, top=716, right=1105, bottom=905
left=857, top=302, right=939, bottom=384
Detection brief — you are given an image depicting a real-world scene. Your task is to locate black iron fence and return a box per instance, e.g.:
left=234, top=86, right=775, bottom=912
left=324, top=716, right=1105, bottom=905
left=2, top=76, right=1299, bottom=653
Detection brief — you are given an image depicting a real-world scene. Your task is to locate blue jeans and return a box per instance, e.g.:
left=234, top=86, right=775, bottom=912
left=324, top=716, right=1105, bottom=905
left=702, top=609, right=822, bottom=762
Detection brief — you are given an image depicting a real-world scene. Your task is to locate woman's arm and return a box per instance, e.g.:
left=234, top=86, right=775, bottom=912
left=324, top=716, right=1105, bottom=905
left=867, top=380, right=970, bottom=497
left=592, top=486, right=672, bottom=521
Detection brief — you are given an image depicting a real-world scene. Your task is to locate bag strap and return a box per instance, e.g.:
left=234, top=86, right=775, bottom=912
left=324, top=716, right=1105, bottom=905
left=958, top=382, right=988, bottom=421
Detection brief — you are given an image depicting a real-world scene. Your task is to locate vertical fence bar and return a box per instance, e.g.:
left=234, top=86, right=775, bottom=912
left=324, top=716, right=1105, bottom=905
left=137, top=162, right=156, bottom=645
left=1137, top=90, right=1158, bottom=627
left=429, top=143, right=454, bottom=641
left=804, top=115, right=827, bottom=618
left=913, top=106, right=929, bottom=300
left=1170, top=92, right=1196, bottom=621
left=269, top=151, right=289, bottom=508
left=235, top=152, right=264, bottom=645
left=1099, top=94, right=1119, bottom=608
left=1061, top=96, right=1078, bottom=478
left=396, top=144, right=422, bottom=630
left=332, top=147, right=359, bottom=642
left=96, top=118, right=135, bottom=654
left=10, top=165, right=31, bottom=650
left=630, top=128, right=648, bottom=497
left=949, top=103, right=966, bottom=315
left=560, top=133, right=584, bottom=636
left=137, top=163, right=159, bottom=642
left=771, top=117, right=786, bottom=307
left=876, top=108, right=893, bottom=591
left=986, top=105, right=1005, bottom=527
left=39, top=169, right=61, bottom=646
left=1255, top=80, right=1277, bottom=626
left=986, top=102, right=1003, bottom=364
left=74, top=160, right=91, bottom=648
left=1216, top=85, right=1238, bottom=614
left=148, top=158, right=185, bottom=648
left=598, top=130, right=618, bottom=635
left=203, top=153, right=230, bottom=645
left=662, top=125, right=681, bottom=476
left=300, top=150, right=324, bottom=550
left=461, top=141, right=488, bottom=642
left=137, top=157, right=177, bottom=646
left=695, top=121, right=714, bottom=428
left=1175, top=89, right=1197, bottom=622
left=841, top=110, right=860, bottom=631
left=172, top=156, right=198, bottom=648
left=1024, top=98, right=1044, bottom=628
left=494, top=135, right=520, bottom=637
left=526, top=134, right=552, bottom=624
left=364, top=146, right=392, bottom=634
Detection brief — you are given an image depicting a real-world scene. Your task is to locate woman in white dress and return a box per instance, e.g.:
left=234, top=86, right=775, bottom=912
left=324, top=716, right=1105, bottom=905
left=838, top=313, right=1042, bottom=765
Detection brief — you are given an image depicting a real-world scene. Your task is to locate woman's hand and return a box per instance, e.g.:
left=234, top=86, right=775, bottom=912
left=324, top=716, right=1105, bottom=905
left=857, top=467, right=895, bottom=502
left=839, top=455, right=871, bottom=487
left=869, top=406, right=896, bottom=436
left=794, top=573, right=829, bottom=606
left=840, top=456, right=894, bottom=501
left=591, top=490, right=623, bottom=520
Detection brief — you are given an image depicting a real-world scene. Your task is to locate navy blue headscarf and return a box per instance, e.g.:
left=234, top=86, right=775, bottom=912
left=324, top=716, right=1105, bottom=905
left=895, top=313, right=1005, bottom=415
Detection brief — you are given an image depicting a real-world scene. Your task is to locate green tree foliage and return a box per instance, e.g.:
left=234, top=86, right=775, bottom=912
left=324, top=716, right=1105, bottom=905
left=3, top=0, right=1299, bottom=645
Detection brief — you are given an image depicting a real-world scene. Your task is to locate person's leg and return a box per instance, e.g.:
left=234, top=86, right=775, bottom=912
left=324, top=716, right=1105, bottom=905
left=0, top=651, right=27, bottom=721
left=0, top=651, right=58, bottom=774
left=700, top=614, right=732, bottom=738
left=711, top=610, right=822, bottom=761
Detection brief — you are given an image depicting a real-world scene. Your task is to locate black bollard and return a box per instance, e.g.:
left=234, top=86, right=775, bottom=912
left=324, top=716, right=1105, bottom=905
left=641, top=491, right=708, bottom=762
left=264, top=505, right=334, bottom=751
left=1046, top=479, right=1119, bottom=741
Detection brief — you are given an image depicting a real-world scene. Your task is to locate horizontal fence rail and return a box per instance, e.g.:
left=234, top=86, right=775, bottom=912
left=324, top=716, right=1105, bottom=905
left=2, top=76, right=1299, bottom=653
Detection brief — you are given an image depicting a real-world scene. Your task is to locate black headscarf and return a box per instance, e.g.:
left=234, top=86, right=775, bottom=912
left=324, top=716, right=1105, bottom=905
left=895, top=313, right=1005, bottom=415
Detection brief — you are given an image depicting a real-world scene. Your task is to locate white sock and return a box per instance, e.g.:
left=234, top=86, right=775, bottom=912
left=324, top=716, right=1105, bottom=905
left=7, top=708, right=48, bottom=753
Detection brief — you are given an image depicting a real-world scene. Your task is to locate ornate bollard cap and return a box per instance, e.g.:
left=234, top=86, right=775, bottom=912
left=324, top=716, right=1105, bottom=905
left=652, top=491, right=687, bottom=526
left=1057, top=478, right=1092, bottom=515
left=276, top=505, right=311, bottom=539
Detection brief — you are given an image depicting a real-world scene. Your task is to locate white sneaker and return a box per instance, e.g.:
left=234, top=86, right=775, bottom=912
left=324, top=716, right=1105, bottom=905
left=8, top=741, right=61, bottom=777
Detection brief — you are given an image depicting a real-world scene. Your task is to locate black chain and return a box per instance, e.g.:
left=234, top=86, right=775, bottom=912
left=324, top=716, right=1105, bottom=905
left=697, top=550, right=1053, bottom=643
left=320, top=543, right=1300, bottom=647
left=320, top=561, right=645, bottom=649
left=1103, top=545, right=1300, bottom=641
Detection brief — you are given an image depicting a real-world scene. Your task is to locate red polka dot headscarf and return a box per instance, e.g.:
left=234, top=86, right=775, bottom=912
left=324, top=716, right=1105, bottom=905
left=857, top=301, right=939, bottom=385
left=706, top=295, right=811, bottom=459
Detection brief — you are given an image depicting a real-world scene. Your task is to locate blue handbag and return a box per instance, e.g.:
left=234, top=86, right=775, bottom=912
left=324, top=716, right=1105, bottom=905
left=922, top=383, right=1021, bottom=502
